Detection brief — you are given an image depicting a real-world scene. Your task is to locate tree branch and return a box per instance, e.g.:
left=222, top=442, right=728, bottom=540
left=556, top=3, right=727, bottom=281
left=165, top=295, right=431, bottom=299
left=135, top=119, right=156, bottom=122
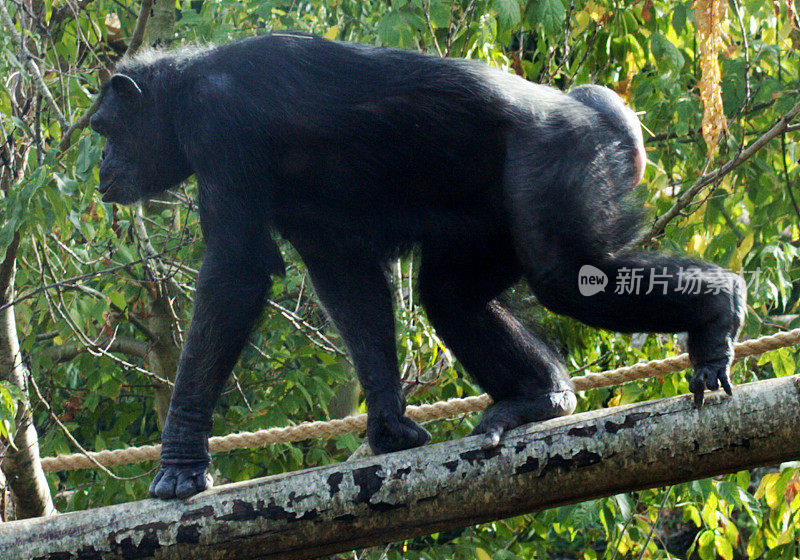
left=0, top=1, right=68, bottom=130
left=640, top=98, right=800, bottom=245
left=2, top=375, right=798, bottom=559
left=125, top=0, right=154, bottom=57
left=39, top=336, right=151, bottom=363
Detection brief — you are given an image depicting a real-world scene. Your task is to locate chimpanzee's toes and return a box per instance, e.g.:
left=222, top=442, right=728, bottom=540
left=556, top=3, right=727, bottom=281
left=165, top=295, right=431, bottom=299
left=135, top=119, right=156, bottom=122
left=149, top=463, right=212, bottom=499
left=367, top=410, right=431, bottom=455
left=470, top=390, right=577, bottom=449
left=688, top=358, right=733, bottom=408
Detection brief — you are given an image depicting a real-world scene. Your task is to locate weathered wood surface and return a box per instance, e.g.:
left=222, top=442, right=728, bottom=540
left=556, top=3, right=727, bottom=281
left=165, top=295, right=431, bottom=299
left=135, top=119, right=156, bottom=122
left=1, top=375, right=798, bottom=560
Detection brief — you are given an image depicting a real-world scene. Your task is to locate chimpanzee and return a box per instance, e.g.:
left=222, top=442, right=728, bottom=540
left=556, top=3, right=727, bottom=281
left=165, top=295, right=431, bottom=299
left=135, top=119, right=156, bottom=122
left=88, top=33, right=745, bottom=499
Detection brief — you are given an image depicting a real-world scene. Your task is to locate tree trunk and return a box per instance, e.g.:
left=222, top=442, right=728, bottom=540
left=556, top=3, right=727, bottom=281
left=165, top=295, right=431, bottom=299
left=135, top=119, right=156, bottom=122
left=0, top=236, right=55, bottom=520
left=139, top=0, right=181, bottom=427
left=143, top=0, right=175, bottom=48
left=1, top=375, right=797, bottom=559
left=148, top=293, right=182, bottom=427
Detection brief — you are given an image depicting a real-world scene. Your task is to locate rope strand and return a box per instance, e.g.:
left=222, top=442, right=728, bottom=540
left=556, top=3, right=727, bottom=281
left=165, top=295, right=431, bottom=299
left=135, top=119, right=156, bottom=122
left=39, top=328, right=800, bottom=472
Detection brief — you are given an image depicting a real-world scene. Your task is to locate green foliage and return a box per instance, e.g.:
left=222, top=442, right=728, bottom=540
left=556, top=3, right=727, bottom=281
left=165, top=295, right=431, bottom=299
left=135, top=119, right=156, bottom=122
left=0, top=0, right=799, bottom=557
left=0, top=381, right=23, bottom=444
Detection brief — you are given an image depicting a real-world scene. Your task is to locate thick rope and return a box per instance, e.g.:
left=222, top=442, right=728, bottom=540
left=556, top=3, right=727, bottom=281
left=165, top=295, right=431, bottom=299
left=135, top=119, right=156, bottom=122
left=40, top=328, right=800, bottom=472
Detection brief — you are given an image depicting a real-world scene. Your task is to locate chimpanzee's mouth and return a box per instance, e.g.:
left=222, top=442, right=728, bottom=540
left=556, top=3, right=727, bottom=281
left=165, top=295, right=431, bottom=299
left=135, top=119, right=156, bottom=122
left=98, top=180, right=137, bottom=204
left=97, top=176, right=118, bottom=195
left=101, top=188, right=132, bottom=204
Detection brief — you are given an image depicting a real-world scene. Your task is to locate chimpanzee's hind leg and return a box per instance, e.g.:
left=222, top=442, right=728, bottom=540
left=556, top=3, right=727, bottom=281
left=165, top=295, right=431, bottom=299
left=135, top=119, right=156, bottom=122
left=526, top=252, right=745, bottom=406
left=504, top=130, right=746, bottom=408
left=419, top=236, right=576, bottom=447
left=289, top=235, right=431, bottom=455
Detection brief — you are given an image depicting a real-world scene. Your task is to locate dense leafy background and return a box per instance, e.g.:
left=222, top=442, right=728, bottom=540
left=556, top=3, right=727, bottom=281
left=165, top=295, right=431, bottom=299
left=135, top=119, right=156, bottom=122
left=1, top=0, right=799, bottom=557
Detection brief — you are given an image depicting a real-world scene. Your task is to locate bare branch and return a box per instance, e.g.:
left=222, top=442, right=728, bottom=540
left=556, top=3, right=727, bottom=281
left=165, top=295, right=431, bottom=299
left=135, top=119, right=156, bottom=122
left=2, top=376, right=799, bottom=559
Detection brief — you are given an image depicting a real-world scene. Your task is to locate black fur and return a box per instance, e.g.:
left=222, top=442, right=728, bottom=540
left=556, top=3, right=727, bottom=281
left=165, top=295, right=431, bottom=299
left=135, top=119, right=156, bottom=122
left=88, top=34, right=745, bottom=499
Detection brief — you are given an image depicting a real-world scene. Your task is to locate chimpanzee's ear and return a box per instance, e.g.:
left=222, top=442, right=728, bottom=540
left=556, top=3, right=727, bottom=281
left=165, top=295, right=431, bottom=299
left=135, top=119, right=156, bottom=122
left=110, top=74, right=142, bottom=103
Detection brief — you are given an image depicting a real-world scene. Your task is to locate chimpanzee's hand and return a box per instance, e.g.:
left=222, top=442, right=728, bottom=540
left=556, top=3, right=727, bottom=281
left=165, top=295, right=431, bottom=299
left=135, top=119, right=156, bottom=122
left=687, top=273, right=745, bottom=408
left=366, top=389, right=430, bottom=455
left=149, top=462, right=213, bottom=499
left=688, top=356, right=733, bottom=408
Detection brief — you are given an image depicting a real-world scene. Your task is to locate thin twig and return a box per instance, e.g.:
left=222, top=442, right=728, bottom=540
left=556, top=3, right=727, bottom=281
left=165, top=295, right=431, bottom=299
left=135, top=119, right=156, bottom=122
left=28, top=371, right=133, bottom=479
left=635, top=486, right=673, bottom=560
left=730, top=0, right=750, bottom=109
left=422, top=0, right=444, bottom=56
left=267, top=300, right=345, bottom=356
left=40, top=336, right=151, bottom=363
left=0, top=241, right=192, bottom=313
left=58, top=91, right=102, bottom=152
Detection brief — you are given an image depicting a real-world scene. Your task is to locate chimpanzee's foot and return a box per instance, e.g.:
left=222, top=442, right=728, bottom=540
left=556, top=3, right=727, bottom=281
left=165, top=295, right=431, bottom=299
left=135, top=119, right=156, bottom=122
left=366, top=389, right=431, bottom=454
left=149, top=462, right=213, bottom=499
left=471, top=390, right=577, bottom=448
left=687, top=273, right=746, bottom=407
left=367, top=407, right=431, bottom=455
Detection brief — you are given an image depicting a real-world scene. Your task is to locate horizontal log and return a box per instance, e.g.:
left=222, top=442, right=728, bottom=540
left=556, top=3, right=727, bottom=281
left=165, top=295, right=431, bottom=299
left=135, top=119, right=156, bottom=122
left=1, top=375, right=798, bottom=560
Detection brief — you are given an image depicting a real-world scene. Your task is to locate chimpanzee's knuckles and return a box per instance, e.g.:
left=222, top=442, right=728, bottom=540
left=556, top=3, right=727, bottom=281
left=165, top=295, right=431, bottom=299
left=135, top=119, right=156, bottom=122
left=367, top=412, right=430, bottom=455
left=150, top=464, right=211, bottom=499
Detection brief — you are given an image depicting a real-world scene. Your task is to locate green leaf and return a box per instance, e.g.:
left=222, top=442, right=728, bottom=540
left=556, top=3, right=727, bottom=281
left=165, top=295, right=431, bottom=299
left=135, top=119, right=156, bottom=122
left=76, top=136, right=94, bottom=174
left=429, top=1, right=452, bottom=28
left=717, top=480, right=739, bottom=505
left=494, top=0, right=522, bottom=29
left=377, top=12, right=413, bottom=47
left=697, top=530, right=715, bottom=560
left=672, top=2, right=688, bottom=34
left=108, top=291, right=127, bottom=310
left=0, top=217, right=18, bottom=255
left=527, top=0, right=565, bottom=36
left=746, top=530, right=764, bottom=559
left=650, top=33, right=684, bottom=72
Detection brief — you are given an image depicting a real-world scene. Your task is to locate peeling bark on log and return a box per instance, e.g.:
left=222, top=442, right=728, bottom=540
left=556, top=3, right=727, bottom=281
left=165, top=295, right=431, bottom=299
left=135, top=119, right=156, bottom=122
left=1, top=376, right=798, bottom=559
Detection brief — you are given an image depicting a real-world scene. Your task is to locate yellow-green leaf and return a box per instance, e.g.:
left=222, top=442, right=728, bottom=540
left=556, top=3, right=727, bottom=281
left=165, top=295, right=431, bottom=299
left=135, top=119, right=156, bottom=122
left=715, top=534, right=733, bottom=560
left=324, top=25, right=338, bottom=40
left=729, top=232, right=754, bottom=271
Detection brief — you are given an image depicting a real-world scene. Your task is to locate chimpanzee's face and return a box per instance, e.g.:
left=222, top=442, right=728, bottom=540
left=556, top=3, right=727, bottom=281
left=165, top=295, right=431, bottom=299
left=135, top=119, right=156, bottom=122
left=89, top=74, right=189, bottom=204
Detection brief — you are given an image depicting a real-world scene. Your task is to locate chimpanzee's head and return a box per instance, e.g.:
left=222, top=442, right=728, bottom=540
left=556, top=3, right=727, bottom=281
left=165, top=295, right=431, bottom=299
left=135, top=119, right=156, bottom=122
left=90, top=73, right=190, bottom=204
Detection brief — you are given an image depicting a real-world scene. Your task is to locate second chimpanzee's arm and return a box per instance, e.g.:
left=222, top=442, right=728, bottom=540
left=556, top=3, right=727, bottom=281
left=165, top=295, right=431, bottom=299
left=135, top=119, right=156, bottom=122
left=150, top=195, right=282, bottom=499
